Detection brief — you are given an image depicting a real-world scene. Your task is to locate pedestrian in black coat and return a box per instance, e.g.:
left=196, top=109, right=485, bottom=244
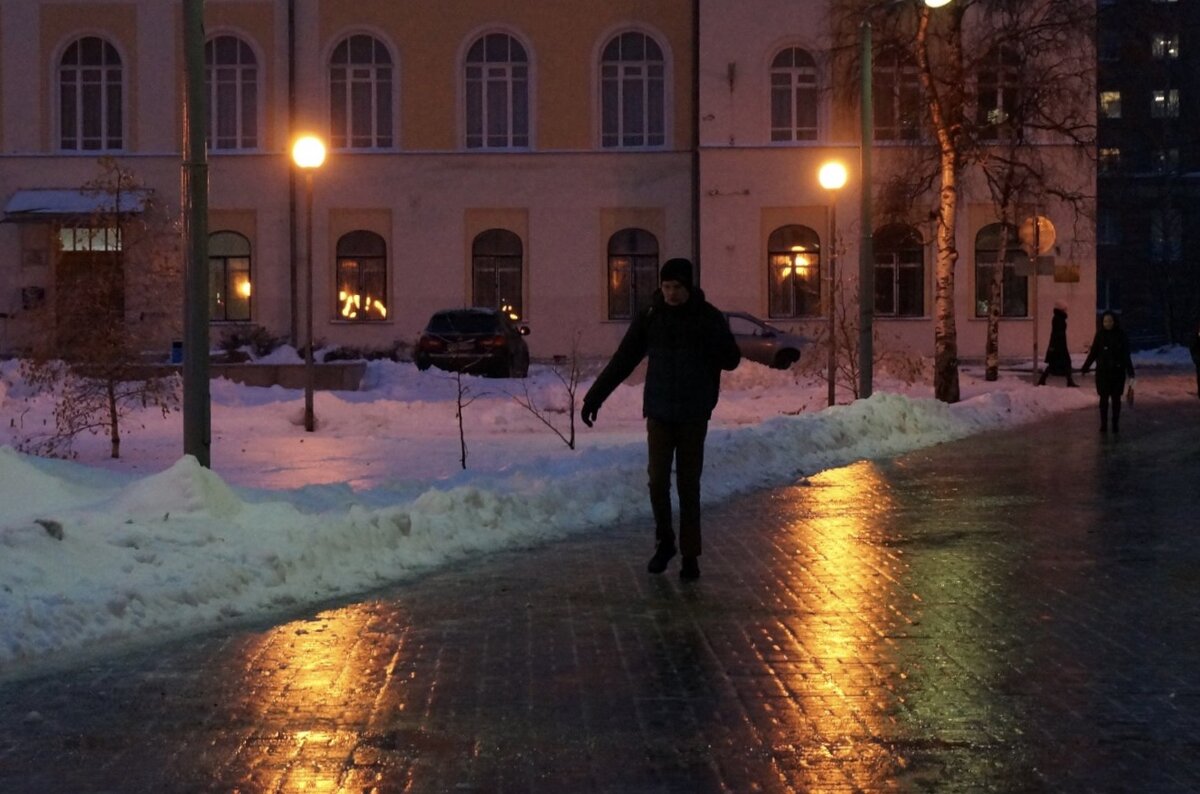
left=1189, top=321, right=1200, bottom=399
left=1080, top=311, right=1135, bottom=433
left=1037, top=301, right=1078, bottom=387
left=581, top=258, right=741, bottom=580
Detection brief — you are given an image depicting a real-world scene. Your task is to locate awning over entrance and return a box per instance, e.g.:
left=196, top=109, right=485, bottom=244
left=2, top=189, right=151, bottom=223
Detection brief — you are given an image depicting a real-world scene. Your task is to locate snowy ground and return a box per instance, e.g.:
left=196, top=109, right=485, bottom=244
left=1, top=346, right=1195, bottom=680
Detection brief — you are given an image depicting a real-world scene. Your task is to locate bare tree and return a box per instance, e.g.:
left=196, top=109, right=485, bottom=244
left=833, top=0, right=1095, bottom=401
left=800, top=277, right=926, bottom=402
left=507, top=331, right=585, bottom=450
left=18, top=158, right=181, bottom=459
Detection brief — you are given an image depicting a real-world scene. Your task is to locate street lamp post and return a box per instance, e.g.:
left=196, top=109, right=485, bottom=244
left=859, top=19, right=875, bottom=401
left=291, top=135, right=326, bottom=433
left=819, top=161, right=848, bottom=407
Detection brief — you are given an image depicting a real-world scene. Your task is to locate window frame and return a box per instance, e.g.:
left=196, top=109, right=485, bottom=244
left=208, top=231, right=252, bottom=322
left=977, top=43, right=1023, bottom=141
left=872, top=46, right=921, bottom=142
left=606, top=228, right=660, bottom=320
left=329, top=33, right=396, bottom=151
left=464, top=32, right=531, bottom=150
left=472, top=229, right=524, bottom=318
left=58, top=36, right=124, bottom=152
left=335, top=230, right=389, bottom=321
left=1151, top=89, right=1180, bottom=119
left=767, top=225, right=822, bottom=319
left=974, top=223, right=1028, bottom=319
left=205, top=34, right=260, bottom=151
left=873, top=224, right=925, bottom=317
left=600, top=30, right=667, bottom=149
left=769, top=47, right=819, bottom=143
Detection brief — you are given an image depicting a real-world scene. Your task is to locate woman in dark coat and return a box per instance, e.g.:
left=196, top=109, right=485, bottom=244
left=1080, top=311, right=1135, bottom=433
left=1037, top=301, right=1078, bottom=386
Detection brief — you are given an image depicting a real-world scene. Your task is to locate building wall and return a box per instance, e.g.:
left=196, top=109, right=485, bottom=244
left=0, top=0, right=1096, bottom=367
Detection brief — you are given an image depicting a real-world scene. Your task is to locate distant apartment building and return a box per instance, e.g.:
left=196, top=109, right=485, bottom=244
left=0, top=0, right=1095, bottom=364
left=1097, top=0, right=1200, bottom=347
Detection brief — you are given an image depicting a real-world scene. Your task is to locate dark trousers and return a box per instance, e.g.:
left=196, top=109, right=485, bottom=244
left=1099, top=393, right=1122, bottom=430
left=646, top=418, right=708, bottom=557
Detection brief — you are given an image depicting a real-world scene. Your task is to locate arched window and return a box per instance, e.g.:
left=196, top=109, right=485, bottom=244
left=465, top=33, right=529, bottom=149
left=206, top=35, right=258, bottom=150
left=336, top=231, right=388, bottom=320
left=873, top=224, right=924, bottom=316
left=330, top=34, right=393, bottom=149
left=601, top=32, right=665, bottom=148
left=770, top=47, right=818, bottom=142
left=472, top=229, right=524, bottom=318
left=977, top=44, right=1022, bottom=140
left=59, top=37, right=123, bottom=151
left=974, top=223, right=1027, bottom=318
left=873, top=47, right=920, bottom=141
left=768, top=225, right=821, bottom=318
left=209, top=231, right=252, bottom=322
left=607, top=228, right=659, bottom=319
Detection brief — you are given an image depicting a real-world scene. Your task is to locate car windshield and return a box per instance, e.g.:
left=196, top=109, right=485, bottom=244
left=428, top=312, right=499, bottom=334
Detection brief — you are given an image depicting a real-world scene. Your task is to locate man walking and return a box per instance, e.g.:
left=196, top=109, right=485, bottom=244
left=581, top=258, right=741, bottom=580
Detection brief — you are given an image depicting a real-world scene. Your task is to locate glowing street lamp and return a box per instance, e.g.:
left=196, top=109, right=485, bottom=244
left=819, top=161, right=848, bottom=407
left=292, top=135, right=326, bottom=433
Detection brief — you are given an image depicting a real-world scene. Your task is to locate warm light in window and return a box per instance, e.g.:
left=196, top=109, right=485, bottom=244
left=235, top=276, right=252, bottom=298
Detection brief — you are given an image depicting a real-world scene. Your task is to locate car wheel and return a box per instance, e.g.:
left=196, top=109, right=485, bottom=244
left=415, top=354, right=431, bottom=371
left=772, top=349, right=800, bottom=370
left=515, top=354, right=529, bottom=378
left=492, top=357, right=512, bottom=378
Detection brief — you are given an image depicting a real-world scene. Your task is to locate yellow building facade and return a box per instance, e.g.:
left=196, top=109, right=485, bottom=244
left=0, top=0, right=1094, bottom=365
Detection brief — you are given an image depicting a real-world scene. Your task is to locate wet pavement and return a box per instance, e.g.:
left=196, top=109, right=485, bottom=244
left=2, top=389, right=1200, bottom=793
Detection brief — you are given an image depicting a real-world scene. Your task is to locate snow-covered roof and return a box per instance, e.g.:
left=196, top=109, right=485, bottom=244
left=2, top=188, right=151, bottom=222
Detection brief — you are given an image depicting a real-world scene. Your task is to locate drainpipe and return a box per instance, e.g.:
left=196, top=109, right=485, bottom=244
left=287, top=0, right=299, bottom=345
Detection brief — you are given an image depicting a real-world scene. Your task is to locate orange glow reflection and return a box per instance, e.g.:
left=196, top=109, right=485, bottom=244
left=770, top=461, right=907, bottom=789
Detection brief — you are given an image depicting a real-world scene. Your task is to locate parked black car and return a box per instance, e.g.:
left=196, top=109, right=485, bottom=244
left=724, top=311, right=809, bottom=369
left=415, top=308, right=531, bottom=378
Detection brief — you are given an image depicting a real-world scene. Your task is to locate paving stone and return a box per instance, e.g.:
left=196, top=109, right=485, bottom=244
left=2, top=392, right=1200, bottom=792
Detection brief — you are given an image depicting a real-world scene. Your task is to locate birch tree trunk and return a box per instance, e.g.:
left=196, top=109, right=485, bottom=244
left=916, top=6, right=961, bottom=403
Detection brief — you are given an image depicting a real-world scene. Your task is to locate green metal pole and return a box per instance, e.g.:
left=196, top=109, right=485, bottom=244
left=182, top=0, right=210, bottom=466
left=859, top=19, right=875, bottom=400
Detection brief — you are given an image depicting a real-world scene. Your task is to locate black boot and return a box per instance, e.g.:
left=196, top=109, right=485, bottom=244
left=680, top=556, right=700, bottom=581
left=647, top=542, right=676, bottom=574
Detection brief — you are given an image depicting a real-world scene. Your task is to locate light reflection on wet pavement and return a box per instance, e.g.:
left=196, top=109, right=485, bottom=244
left=2, top=395, right=1199, bottom=792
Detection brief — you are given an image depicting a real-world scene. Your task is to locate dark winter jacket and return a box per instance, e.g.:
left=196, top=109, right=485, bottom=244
left=583, top=287, right=741, bottom=423
left=1081, top=319, right=1135, bottom=397
left=1043, top=308, right=1072, bottom=375
left=1189, top=332, right=1200, bottom=367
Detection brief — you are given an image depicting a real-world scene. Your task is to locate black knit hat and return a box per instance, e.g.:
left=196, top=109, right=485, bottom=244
left=659, top=257, right=694, bottom=288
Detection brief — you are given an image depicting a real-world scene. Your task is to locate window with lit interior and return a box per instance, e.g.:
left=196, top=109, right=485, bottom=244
left=335, top=231, right=388, bottom=320
left=767, top=225, right=821, bottom=319
left=208, top=231, right=252, bottom=322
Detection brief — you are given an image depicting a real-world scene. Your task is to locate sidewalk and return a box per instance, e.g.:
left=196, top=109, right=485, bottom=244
left=2, top=389, right=1199, bottom=793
